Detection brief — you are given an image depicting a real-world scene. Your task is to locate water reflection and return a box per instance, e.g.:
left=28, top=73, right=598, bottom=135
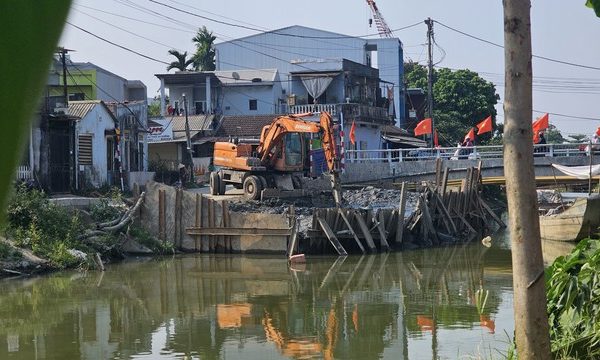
left=0, top=244, right=514, bottom=359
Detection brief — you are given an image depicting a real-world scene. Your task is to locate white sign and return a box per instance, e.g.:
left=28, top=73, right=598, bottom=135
left=147, top=118, right=173, bottom=143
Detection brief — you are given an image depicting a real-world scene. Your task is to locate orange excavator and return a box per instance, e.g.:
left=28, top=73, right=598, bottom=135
left=210, top=112, right=342, bottom=203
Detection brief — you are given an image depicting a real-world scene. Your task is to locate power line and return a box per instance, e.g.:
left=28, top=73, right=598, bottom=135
left=73, top=3, right=192, bottom=33
left=434, top=20, right=600, bottom=71
left=66, top=22, right=170, bottom=66
left=149, top=0, right=422, bottom=39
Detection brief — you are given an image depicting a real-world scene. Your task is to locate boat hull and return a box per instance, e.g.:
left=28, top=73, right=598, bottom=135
left=539, top=196, right=600, bottom=242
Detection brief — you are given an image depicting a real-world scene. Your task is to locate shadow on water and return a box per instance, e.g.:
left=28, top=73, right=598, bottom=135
left=0, top=243, right=515, bottom=359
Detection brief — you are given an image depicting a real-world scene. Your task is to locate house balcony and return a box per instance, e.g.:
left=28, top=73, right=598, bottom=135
left=289, top=103, right=392, bottom=124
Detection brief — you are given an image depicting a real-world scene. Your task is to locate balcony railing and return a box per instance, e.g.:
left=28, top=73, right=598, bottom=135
left=344, top=143, right=597, bottom=163
left=289, top=103, right=391, bottom=123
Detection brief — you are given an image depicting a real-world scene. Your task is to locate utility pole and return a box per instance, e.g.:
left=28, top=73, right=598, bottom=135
left=503, top=1, right=551, bottom=358
left=182, top=94, right=194, bottom=183
left=59, top=47, right=69, bottom=107
left=425, top=18, right=434, bottom=147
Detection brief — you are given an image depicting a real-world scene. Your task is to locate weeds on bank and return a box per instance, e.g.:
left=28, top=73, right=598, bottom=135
left=546, top=238, right=600, bottom=358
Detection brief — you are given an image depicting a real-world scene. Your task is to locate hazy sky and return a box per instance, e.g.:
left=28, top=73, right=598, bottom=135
left=59, top=0, right=600, bottom=136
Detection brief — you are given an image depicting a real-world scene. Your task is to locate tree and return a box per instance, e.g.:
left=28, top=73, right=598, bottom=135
left=503, top=0, right=552, bottom=358
left=567, top=133, right=588, bottom=143
left=404, top=62, right=500, bottom=145
left=587, top=0, right=600, bottom=16
left=167, top=49, right=194, bottom=72
left=545, top=124, right=565, bottom=144
left=192, top=26, right=216, bottom=71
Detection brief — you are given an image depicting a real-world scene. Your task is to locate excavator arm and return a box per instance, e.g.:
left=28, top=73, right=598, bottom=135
left=257, top=112, right=338, bottom=172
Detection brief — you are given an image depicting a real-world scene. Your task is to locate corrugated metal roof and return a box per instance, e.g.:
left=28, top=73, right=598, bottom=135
left=214, top=69, right=277, bottom=84
left=68, top=100, right=117, bottom=122
left=217, top=114, right=278, bottom=138
left=170, top=115, right=216, bottom=132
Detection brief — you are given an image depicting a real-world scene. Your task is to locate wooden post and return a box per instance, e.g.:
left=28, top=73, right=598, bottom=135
left=338, top=208, right=365, bottom=254
left=158, top=189, right=165, bottom=242
left=222, top=200, right=231, bottom=253
left=317, top=216, right=347, bottom=256
left=354, top=211, right=377, bottom=252
left=503, top=0, right=551, bottom=356
left=395, top=182, right=407, bottom=245
left=208, top=198, right=215, bottom=252
left=195, top=194, right=201, bottom=251
left=376, top=211, right=390, bottom=251
left=287, top=206, right=298, bottom=257
left=174, top=188, right=182, bottom=248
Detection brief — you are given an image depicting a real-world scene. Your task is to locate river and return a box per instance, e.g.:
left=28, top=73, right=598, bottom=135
left=1, top=234, right=544, bottom=360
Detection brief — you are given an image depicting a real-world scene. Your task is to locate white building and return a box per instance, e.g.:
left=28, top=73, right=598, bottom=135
left=215, top=25, right=405, bottom=126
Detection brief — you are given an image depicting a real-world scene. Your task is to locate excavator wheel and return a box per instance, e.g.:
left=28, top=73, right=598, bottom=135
left=243, top=175, right=262, bottom=200
left=218, top=171, right=226, bottom=195
left=209, top=172, right=220, bottom=196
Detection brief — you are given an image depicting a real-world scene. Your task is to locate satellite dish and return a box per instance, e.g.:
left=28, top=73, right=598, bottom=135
left=232, top=72, right=240, bottom=80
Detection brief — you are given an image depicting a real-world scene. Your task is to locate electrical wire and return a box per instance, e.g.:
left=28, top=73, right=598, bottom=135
left=434, top=20, right=600, bottom=71
left=66, top=22, right=170, bottom=66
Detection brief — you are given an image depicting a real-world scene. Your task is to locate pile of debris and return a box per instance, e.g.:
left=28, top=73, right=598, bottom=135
left=403, top=164, right=506, bottom=247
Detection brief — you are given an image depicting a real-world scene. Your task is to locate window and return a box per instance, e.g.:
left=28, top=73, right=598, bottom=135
left=79, top=134, right=93, bottom=165
left=249, top=99, right=257, bottom=111
left=284, top=133, right=302, bottom=166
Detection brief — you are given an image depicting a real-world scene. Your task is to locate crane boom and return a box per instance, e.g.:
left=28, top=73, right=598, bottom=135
left=366, top=0, right=393, bottom=38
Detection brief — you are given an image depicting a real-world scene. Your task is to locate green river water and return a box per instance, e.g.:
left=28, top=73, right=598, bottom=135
left=0, top=235, right=572, bottom=360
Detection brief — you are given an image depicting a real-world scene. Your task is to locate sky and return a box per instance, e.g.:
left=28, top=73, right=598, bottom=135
left=59, top=0, right=600, bottom=136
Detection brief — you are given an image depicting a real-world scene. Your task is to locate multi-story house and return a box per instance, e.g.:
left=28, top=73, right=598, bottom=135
left=24, top=56, right=148, bottom=192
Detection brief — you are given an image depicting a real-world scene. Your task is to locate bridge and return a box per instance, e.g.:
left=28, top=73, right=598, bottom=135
left=342, top=143, right=600, bottom=184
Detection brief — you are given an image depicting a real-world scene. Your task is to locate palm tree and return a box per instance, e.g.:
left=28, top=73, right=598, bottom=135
left=192, top=26, right=216, bottom=71
left=167, top=49, right=194, bottom=72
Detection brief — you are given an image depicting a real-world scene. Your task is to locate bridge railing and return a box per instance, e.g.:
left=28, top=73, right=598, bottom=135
left=345, top=143, right=593, bottom=163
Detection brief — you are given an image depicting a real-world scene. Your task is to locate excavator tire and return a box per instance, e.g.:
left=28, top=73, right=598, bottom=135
left=209, top=172, right=220, bottom=196
left=218, top=171, right=226, bottom=195
left=243, top=175, right=262, bottom=200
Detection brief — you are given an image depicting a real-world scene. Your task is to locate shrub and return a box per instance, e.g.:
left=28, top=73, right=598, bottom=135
left=546, top=239, right=600, bottom=358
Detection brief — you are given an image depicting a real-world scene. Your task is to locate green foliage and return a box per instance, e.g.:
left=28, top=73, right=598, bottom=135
left=193, top=26, right=216, bottom=71
left=5, top=185, right=84, bottom=268
left=566, top=134, right=588, bottom=143
left=129, top=226, right=174, bottom=254
left=404, top=62, right=500, bottom=144
left=6, top=184, right=48, bottom=229
left=546, top=239, right=600, bottom=358
left=546, top=124, right=566, bottom=144
left=167, top=49, right=194, bottom=72
left=0, top=241, right=22, bottom=261
left=89, top=189, right=125, bottom=223
left=587, top=0, right=600, bottom=17
left=148, top=101, right=161, bottom=117
left=0, top=1, right=72, bottom=218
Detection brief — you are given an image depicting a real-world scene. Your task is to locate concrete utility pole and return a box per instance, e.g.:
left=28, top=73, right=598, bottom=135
left=502, top=1, right=552, bottom=358
left=425, top=18, right=434, bottom=147
left=60, top=48, right=69, bottom=107
left=182, top=94, right=194, bottom=183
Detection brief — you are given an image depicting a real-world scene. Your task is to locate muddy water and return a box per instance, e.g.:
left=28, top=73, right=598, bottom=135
left=0, top=243, right=519, bottom=359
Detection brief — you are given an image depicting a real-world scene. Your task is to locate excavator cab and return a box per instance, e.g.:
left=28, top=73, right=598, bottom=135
left=272, top=132, right=306, bottom=172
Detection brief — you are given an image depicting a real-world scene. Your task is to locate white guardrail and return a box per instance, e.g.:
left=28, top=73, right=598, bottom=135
left=344, top=143, right=596, bottom=163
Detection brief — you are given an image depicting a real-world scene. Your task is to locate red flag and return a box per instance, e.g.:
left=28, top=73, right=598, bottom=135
left=464, top=128, right=476, bottom=143
left=414, top=118, right=432, bottom=136
left=476, top=116, right=493, bottom=135
left=595, top=126, right=600, bottom=137
left=532, top=113, right=549, bottom=132
left=434, top=130, right=439, bottom=147
left=349, top=121, right=356, bottom=145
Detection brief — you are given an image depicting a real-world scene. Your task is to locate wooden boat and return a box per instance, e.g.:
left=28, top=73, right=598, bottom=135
left=539, top=195, right=600, bottom=242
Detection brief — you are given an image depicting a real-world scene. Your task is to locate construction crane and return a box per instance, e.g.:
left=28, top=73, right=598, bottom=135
left=366, top=0, right=393, bottom=38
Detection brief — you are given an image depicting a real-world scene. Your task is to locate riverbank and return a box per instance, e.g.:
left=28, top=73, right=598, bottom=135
left=0, top=184, right=173, bottom=278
